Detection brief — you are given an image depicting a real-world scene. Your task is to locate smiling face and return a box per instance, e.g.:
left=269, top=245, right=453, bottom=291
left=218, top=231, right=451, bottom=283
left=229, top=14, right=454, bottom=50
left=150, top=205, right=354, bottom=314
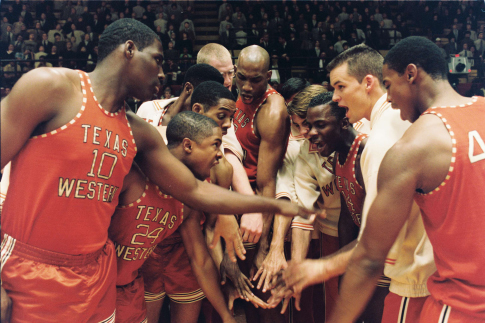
left=306, top=104, right=343, bottom=157
left=382, top=64, right=418, bottom=122
left=130, top=40, right=165, bottom=101
left=330, top=63, right=371, bottom=123
left=202, top=98, right=236, bottom=136
left=188, top=127, right=223, bottom=180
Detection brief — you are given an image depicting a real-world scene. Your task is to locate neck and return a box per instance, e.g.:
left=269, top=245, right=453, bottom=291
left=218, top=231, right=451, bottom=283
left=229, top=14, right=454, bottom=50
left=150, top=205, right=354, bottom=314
left=337, top=127, right=358, bottom=164
left=89, top=62, right=129, bottom=113
left=367, top=85, right=386, bottom=120
left=415, top=77, right=468, bottom=115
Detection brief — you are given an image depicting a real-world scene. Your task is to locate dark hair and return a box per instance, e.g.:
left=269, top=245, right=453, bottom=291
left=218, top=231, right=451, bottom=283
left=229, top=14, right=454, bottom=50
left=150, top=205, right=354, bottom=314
left=97, top=18, right=160, bottom=63
left=384, top=36, right=448, bottom=80
left=280, top=78, right=311, bottom=101
left=183, top=63, right=224, bottom=88
left=191, top=81, right=235, bottom=112
left=166, top=111, right=219, bottom=149
left=327, top=44, right=384, bottom=83
left=308, top=92, right=346, bottom=121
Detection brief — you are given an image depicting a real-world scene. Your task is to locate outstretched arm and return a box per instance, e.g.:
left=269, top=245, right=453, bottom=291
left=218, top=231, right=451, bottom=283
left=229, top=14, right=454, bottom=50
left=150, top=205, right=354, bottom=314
left=129, top=112, right=313, bottom=218
left=328, top=142, right=418, bottom=323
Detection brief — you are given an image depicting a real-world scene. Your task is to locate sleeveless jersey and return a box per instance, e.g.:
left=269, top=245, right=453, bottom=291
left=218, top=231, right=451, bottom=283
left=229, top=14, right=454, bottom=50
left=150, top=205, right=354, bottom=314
left=233, top=86, right=281, bottom=182
left=109, top=179, right=184, bottom=286
left=1, top=71, right=137, bottom=255
left=414, top=96, right=485, bottom=319
left=334, top=133, right=367, bottom=227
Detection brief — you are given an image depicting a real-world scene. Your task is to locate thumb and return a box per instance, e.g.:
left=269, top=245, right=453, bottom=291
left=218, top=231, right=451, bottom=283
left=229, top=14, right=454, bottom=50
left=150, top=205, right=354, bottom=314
left=221, top=268, right=227, bottom=285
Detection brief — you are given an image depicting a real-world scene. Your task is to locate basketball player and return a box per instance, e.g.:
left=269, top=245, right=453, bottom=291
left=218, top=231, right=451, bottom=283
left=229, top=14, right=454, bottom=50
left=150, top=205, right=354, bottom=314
left=270, top=92, right=389, bottom=323
left=197, top=43, right=264, bottom=246
left=0, top=19, right=313, bottom=322
left=330, top=36, right=485, bottom=323
left=272, top=44, right=436, bottom=323
left=111, top=111, right=236, bottom=323
left=231, top=45, right=290, bottom=323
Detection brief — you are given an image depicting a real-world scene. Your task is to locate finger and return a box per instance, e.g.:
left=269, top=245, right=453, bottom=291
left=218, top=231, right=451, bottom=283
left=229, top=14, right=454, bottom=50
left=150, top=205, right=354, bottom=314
left=294, top=293, right=302, bottom=311
left=242, top=274, right=254, bottom=289
left=256, top=270, right=267, bottom=289
left=250, top=295, right=269, bottom=309
left=234, top=239, right=246, bottom=260
left=252, top=266, right=264, bottom=282
left=241, top=229, right=250, bottom=242
left=209, top=231, right=221, bottom=249
left=221, top=268, right=227, bottom=285
left=280, top=295, right=291, bottom=314
left=228, top=295, right=234, bottom=311
left=253, top=231, right=262, bottom=244
left=226, top=244, right=238, bottom=263
left=262, top=271, right=273, bottom=293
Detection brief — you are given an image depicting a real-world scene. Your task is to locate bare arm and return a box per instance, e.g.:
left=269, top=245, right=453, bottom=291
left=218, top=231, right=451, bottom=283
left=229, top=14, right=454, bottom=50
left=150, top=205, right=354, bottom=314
left=253, top=94, right=290, bottom=271
left=328, top=142, right=419, bottom=323
left=226, top=152, right=263, bottom=243
left=179, top=208, right=236, bottom=323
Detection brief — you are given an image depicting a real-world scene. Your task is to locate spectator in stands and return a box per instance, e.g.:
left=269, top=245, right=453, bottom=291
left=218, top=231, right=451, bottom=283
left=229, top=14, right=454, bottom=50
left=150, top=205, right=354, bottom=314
left=48, top=24, right=64, bottom=43
left=459, top=43, right=474, bottom=58
left=3, top=60, right=21, bottom=87
left=19, top=4, right=33, bottom=28
left=220, top=24, right=236, bottom=50
left=435, top=38, right=448, bottom=59
left=273, top=34, right=292, bottom=82
left=260, top=32, right=273, bottom=54
left=248, top=23, right=260, bottom=46
left=219, top=15, right=233, bottom=36
left=12, top=16, right=25, bottom=37
left=22, top=33, right=37, bottom=54
left=460, top=31, right=475, bottom=51
left=167, top=23, right=177, bottom=41
left=1, top=24, right=15, bottom=46
left=76, top=45, right=89, bottom=70
left=309, top=14, right=319, bottom=30
left=180, top=32, right=193, bottom=55
left=334, top=34, right=347, bottom=53
left=235, top=26, right=248, bottom=49
left=45, top=45, right=59, bottom=64
left=219, top=1, right=233, bottom=21
left=233, top=11, right=247, bottom=30
left=179, top=48, right=193, bottom=73
left=163, top=86, right=174, bottom=99
left=13, top=35, right=23, bottom=54
left=445, top=35, right=459, bottom=56
left=67, top=23, right=84, bottom=45
left=154, top=13, right=167, bottom=33
left=388, top=23, right=402, bottom=47
left=38, top=33, right=53, bottom=53
left=374, top=7, right=383, bottom=24
left=168, top=2, right=183, bottom=25
left=180, top=21, right=195, bottom=43
left=165, top=41, right=179, bottom=61
left=475, top=32, right=485, bottom=57
left=132, top=0, right=145, bottom=19
left=163, top=59, right=181, bottom=85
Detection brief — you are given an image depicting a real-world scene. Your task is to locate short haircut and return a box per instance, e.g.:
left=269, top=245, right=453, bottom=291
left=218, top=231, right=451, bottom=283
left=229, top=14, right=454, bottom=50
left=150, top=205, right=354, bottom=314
left=287, top=85, right=327, bottom=119
left=197, top=43, right=232, bottom=64
left=280, top=78, right=311, bottom=101
left=308, top=92, right=346, bottom=121
left=166, top=111, right=219, bottom=149
left=326, top=44, right=384, bottom=83
left=191, top=81, right=235, bottom=112
left=98, top=18, right=160, bottom=63
left=182, top=63, right=224, bottom=88
left=384, top=36, right=448, bottom=80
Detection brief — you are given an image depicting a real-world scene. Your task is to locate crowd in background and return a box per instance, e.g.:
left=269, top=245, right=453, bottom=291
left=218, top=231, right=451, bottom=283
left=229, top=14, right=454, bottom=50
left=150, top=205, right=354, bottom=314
left=1, top=0, right=485, bottom=93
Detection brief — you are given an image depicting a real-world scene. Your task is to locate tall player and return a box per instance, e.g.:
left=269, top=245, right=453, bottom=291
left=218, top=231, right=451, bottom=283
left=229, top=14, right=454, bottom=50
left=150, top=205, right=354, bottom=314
left=197, top=43, right=264, bottom=246
left=330, top=36, right=485, bottom=323
left=111, top=111, right=236, bottom=323
left=232, top=45, right=290, bottom=323
left=0, top=19, right=313, bottom=322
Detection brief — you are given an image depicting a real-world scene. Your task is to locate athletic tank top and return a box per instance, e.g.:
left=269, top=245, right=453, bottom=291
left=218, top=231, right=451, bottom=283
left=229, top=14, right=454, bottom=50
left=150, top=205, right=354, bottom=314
left=414, top=96, right=485, bottom=319
left=334, top=133, right=367, bottom=227
left=2, top=71, right=137, bottom=254
left=109, top=179, right=184, bottom=286
left=233, top=86, right=280, bottom=182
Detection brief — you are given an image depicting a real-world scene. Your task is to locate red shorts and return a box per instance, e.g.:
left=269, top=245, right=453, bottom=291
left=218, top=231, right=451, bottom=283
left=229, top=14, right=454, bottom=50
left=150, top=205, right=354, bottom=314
left=381, top=291, right=428, bottom=323
left=419, top=295, right=485, bottom=323
left=1, top=233, right=116, bottom=323
left=116, top=274, right=147, bottom=323
left=141, top=239, right=204, bottom=304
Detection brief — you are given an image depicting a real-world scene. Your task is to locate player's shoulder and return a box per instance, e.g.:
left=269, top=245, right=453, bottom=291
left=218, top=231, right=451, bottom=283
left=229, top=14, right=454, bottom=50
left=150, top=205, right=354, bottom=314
left=17, top=67, right=79, bottom=94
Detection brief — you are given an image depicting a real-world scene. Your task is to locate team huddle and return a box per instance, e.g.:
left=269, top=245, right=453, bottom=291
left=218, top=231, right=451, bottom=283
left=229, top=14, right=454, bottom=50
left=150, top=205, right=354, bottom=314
left=1, top=18, right=484, bottom=323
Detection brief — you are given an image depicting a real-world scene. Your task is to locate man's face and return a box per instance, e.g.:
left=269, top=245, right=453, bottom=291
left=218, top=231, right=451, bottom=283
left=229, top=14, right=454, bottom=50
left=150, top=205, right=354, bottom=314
left=382, top=64, right=418, bottom=122
left=330, top=63, right=371, bottom=123
left=188, top=127, right=223, bottom=180
left=209, top=58, right=234, bottom=91
left=202, top=98, right=236, bottom=135
left=291, top=114, right=310, bottom=138
left=131, top=40, right=165, bottom=101
left=306, top=105, right=342, bottom=157
left=235, top=59, right=271, bottom=105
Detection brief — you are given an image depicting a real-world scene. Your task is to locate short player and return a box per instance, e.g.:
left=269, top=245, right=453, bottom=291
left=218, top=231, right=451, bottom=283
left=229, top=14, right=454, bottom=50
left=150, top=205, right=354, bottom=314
left=1, top=18, right=314, bottom=322
left=330, top=36, right=485, bottom=323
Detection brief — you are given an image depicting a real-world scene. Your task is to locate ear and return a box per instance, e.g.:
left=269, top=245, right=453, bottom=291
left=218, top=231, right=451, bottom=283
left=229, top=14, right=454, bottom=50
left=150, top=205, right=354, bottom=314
left=182, top=138, right=193, bottom=153
left=405, top=64, right=418, bottom=84
left=192, top=103, right=203, bottom=114
left=341, top=117, right=351, bottom=130
left=266, top=69, right=272, bottom=81
left=363, top=74, right=375, bottom=92
left=124, top=40, right=136, bottom=59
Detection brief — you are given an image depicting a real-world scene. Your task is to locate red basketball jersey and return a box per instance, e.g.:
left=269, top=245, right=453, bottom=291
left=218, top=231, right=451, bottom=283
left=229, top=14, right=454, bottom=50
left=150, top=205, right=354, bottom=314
left=414, top=96, right=485, bottom=319
left=233, top=86, right=281, bottom=182
left=109, top=179, right=184, bottom=286
left=2, top=71, right=137, bottom=254
left=334, top=133, right=367, bottom=227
